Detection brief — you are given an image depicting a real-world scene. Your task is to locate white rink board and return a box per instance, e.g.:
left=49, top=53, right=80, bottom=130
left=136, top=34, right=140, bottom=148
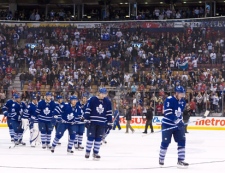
left=0, top=128, right=225, bottom=173
left=1, top=115, right=225, bottom=130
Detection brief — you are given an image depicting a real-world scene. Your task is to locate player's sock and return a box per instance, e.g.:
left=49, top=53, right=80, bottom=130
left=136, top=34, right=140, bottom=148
left=9, top=129, right=15, bottom=141
left=86, top=139, right=94, bottom=154
left=41, top=133, right=47, bottom=146
left=159, top=146, right=168, bottom=165
left=93, top=140, right=101, bottom=154
left=178, top=146, right=185, bottom=161
left=52, top=137, right=60, bottom=148
left=46, top=134, right=51, bottom=145
left=14, top=133, right=19, bottom=145
left=68, top=139, right=75, bottom=151
left=78, top=135, right=83, bottom=147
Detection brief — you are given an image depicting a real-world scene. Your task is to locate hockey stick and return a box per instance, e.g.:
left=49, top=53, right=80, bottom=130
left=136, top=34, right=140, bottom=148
left=142, top=110, right=210, bottom=137
left=61, top=120, right=90, bottom=125
left=102, top=111, right=120, bottom=139
left=9, top=122, right=30, bottom=149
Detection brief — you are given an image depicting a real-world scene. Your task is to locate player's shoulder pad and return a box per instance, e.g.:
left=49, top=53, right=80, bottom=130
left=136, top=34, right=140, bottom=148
left=89, top=96, right=97, bottom=102
left=6, top=99, right=13, bottom=103
left=103, top=97, right=111, bottom=103
left=38, top=99, right=44, bottom=103
left=167, top=96, right=173, bottom=99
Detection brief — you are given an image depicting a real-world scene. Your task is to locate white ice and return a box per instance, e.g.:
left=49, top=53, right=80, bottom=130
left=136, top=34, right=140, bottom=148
left=0, top=127, right=225, bottom=173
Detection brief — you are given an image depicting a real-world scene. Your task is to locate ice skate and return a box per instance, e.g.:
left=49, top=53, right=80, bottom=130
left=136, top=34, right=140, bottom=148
left=93, top=153, right=101, bottom=161
left=51, top=147, right=55, bottom=153
left=67, top=149, right=74, bottom=155
left=177, top=160, right=189, bottom=169
left=42, top=143, right=46, bottom=149
left=85, top=152, right=90, bottom=159
left=159, top=159, right=164, bottom=167
left=78, top=144, right=84, bottom=150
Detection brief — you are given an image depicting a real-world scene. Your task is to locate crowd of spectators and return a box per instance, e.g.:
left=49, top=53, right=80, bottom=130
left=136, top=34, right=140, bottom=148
left=0, top=5, right=215, bottom=21
left=1, top=14, right=225, bottom=116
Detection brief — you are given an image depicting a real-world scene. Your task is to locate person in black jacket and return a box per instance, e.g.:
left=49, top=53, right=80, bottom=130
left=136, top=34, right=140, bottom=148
left=124, top=105, right=134, bottom=133
left=143, top=102, right=154, bottom=134
left=183, top=104, right=191, bottom=133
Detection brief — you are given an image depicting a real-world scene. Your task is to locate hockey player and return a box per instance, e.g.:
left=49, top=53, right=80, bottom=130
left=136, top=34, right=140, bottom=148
left=53, top=95, right=64, bottom=145
left=6, top=94, right=27, bottom=145
left=51, top=95, right=83, bottom=154
left=74, top=93, right=88, bottom=150
left=2, top=94, right=16, bottom=142
left=112, top=105, right=121, bottom=130
left=53, top=95, right=64, bottom=130
left=159, top=86, right=189, bottom=168
left=22, top=96, right=40, bottom=147
left=36, top=92, right=56, bottom=149
left=84, top=88, right=113, bottom=160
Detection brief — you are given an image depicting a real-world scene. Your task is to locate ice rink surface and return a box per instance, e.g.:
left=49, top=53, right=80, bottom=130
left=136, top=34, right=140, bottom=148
left=0, top=127, right=225, bottom=173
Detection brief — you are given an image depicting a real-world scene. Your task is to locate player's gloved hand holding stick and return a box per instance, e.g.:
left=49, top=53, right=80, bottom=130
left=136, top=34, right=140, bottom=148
left=143, top=110, right=210, bottom=137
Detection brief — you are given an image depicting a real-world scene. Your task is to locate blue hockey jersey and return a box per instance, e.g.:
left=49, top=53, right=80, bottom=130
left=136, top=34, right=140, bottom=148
left=54, top=102, right=83, bottom=123
left=162, top=95, right=186, bottom=126
left=23, top=102, right=38, bottom=123
left=6, top=101, right=27, bottom=121
left=36, top=99, right=56, bottom=122
left=84, top=96, right=112, bottom=125
left=2, top=99, right=14, bottom=117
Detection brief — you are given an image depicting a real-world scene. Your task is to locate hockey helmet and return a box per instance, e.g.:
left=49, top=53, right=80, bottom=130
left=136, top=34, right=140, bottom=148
left=56, top=95, right=63, bottom=100
left=46, top=92, right=52, bottom=96
left=13, top=93, right=21, bottom=99
left=70, top=95, right=78, bottom=101
left=99, top=87, right=107, bottom=94
left=174, top=86, right=185, bottom=93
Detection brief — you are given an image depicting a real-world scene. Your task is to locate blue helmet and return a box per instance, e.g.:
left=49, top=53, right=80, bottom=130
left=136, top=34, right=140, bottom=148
left=46, top=92, right=52, bottom=96
left=32, top=96, right=37, bottom=100
left=175, top=86, right=185, bottom=93
left=82, top=92, right=89, bottom=98
left=99, top=87, right=107, bottom=94
left=14, top=93, right=21, bottom=99
left=56, top=95, right=63, bottom=100
left=70, top=95, right=78, bottom=101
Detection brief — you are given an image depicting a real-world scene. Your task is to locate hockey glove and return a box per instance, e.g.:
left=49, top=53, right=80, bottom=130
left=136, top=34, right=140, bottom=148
left=3, top=111, right=8, bottom=117
left=107, top=122, right=113, bottom=131
left=85, top=121, right=90, bottom=128
left=174, top=119, right=184, bottom=130
left=79, top=116, right=85, bottom=122
left=53, top=115, right=62, bottom=123
left=30, top=116, right=35, bottom=123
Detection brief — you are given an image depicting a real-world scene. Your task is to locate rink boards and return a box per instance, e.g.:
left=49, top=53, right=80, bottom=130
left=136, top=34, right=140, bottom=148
left=1, top=115, right=225, bottom=130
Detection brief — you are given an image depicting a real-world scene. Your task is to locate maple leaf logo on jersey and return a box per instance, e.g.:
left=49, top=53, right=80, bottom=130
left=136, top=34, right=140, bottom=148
left=175, top=107, right=182, bottom=117
left=43, top=107, right=50, bottom=115
left=96, top=104, right=104, bottom=114
left=67, top=113, right=74, bottom=121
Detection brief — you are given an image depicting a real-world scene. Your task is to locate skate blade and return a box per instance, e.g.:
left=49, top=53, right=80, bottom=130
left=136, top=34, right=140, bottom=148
left=93, top=158, right=100, bottom=161
left=177, top=165, right=189, bottom=169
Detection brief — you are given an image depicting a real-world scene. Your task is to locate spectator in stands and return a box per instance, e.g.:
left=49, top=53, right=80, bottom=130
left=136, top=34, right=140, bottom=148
left=19, top=71, right=25, bottom=90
